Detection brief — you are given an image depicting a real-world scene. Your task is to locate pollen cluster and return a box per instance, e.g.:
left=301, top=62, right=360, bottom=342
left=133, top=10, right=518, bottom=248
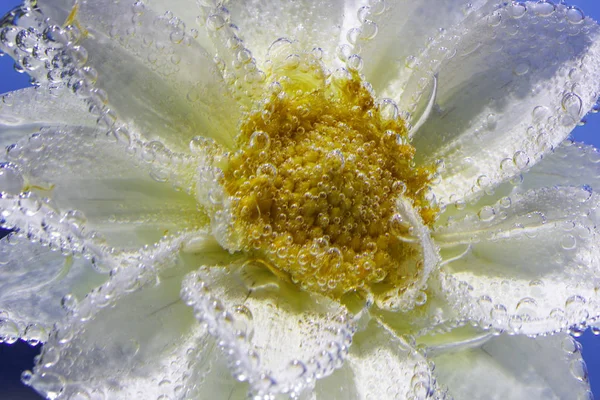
left=222, top=71, right=435, bottom=297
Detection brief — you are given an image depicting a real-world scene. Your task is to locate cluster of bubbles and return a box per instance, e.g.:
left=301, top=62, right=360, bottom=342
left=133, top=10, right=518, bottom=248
left=198, top=1, right=266, bottom=102
left=336, top=0, right=386, bottom=72
left=18, top=241, right=184, bottom=400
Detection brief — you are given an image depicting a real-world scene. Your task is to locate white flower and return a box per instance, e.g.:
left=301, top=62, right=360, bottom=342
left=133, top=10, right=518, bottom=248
left=1, top=0, right=600, bottom=399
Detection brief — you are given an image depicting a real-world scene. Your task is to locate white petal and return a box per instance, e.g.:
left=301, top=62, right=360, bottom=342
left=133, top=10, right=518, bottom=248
left=433, top=186, right=600, bottom=335
left=0, top=233, right=106, bottom=343
left=406, top=3, right=600, bottom=204
left=5, top=0, right=239, bottom=150
left=519, top=140, right=600, bottom=193
left=1, top=126, right=203, bottom=253
left=431, top=333, right=592, bottom=400
left=350, top=0, right=492, bottom=94
left=180, top=261, right=356, bottom=398
left=343, top=320, right=436, bottom=400
left=221, top=0, right=356, bottom=68
left=26, top=234, right=241, bottom=399
left=0, top=86, right=94, bottom=149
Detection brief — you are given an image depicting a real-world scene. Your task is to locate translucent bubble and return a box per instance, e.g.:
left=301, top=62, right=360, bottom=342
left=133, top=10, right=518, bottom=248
left=566, top=7, right=585, bottom=25
left=532, top=105, right=549, bottom=123
left=509, top=62, right=529, bottom=78
left=249, top=130, right=270, bottom=150
left=562, top=92, right=583, bottom=117
left=360, top=20, right=378, bottom=41
left=532, top=1, right=556, bottom=17
left=206, top=14, right=225, bottom=31
left=170, top=29, right=185, bottom=44
left=257, top=163, right=277, bottom=177
left=347, top=54, right=363, bottom=72
left=0, top=318, right=19, bottom=344
left=478, top=205, right=495, bottom=222
left=508, top=3, right=527, bottom=19
left=487, top=12, right=502, bottom=27
left=561, top=234, right=577, bottom=250
left=513, top=151, right=530, bottom=169
left=570, top=359, right=589, bottom=382
left=24, top=323, right=45, bottom=346
left=378, top=99, right=399, bottom=121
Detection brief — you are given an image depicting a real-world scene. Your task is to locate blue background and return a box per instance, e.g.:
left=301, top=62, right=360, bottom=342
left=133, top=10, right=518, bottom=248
left=1, top=0, right=600, bottom=398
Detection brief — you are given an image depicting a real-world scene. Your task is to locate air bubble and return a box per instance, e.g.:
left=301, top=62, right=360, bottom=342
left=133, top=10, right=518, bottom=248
left=532, top=105, right=549, bottom=123
left=257, top=163, right=277, bottom=177
left=378, top=99, right=399, bottom=121
left=347, top=54, right=363, bottom=72
left=513, top=62, right=529, bottom=76
left=532, top=1, right=556, bottom=17
left=206, top=14, right=225, bottom=31
left=487, top=12, right=502, bottom=27
left=478, top=205, right=495, bottom=222
left=560, top=234, right=576, bottom=250
left=360, top=20, right=378, bottom=41
left=170, top=30, right=185, bottom=44
left=267, top=38, right=293, bottom=58
left=566, top=7, right=585, bottom=25
left=570, top=359, right=588, bottom=382
left=513, top=151, right=530, bottom=169
left=562, top=92, right=583, bottom=117
left=249, top=131, right=271, bottom=151
left=508, top=2, right=527, bottom=19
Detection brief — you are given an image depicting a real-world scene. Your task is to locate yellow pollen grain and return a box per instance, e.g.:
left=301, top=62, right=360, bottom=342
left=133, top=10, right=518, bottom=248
left=222, top=71, right=436, bottom=297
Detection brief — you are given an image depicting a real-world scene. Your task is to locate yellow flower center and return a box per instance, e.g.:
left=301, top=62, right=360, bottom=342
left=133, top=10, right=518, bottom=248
left=219, top=55, right=436, bottom=298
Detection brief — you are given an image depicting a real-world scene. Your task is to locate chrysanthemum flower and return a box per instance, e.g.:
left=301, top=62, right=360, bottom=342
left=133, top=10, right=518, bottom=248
left=1, top=0, right=600, bottom=398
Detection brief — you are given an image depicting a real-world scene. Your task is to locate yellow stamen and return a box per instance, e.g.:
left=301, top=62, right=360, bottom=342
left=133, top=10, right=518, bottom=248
left=221, top=62, right=436, bottom=297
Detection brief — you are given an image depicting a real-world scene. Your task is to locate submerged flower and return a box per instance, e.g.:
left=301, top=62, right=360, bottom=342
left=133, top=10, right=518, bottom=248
left=2, top=0, right=600, bottom=398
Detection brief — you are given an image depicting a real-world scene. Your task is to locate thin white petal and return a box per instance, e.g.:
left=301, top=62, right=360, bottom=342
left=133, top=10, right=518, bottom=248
left=431, top=333, right=592, bottom=399
left=1, top=126, right=203, bottom=253
left=0, top=234, right=105, bottom=343
left=180, top=261, right=356, bottom=398
left=350, top=0, right=492, bottom=94
left=0, top=86, right=94, bottom=149
left=222, top=0, right=355, bottom=68
left=520, top=140, right=600, bottom=193
left=344, top=320, right=436, bottom=399
left=405, top=3, right=600, bottom=204
left=4, top=0, right=239, bottom=150
left=433, top=186, right=600, bottom=335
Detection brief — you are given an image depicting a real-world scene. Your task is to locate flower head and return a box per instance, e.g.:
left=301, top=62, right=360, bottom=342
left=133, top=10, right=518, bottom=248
left=1, top=0, right=600, bottom=399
